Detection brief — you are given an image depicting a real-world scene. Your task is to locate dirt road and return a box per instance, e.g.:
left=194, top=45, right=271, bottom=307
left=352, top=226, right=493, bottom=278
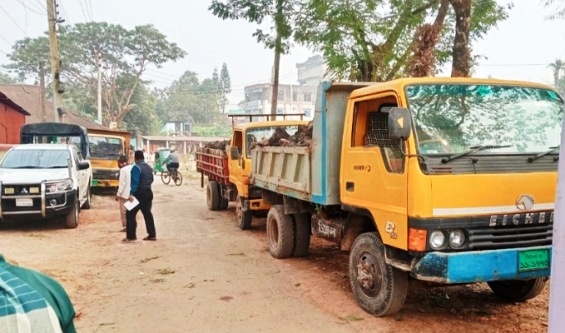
left=1, top=173, right=549, bottom=332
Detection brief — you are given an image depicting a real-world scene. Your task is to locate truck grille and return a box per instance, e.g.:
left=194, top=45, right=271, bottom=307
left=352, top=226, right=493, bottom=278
left=467, top=224, right=553, bottom=250
left=93, top=169, right=119, bottom=180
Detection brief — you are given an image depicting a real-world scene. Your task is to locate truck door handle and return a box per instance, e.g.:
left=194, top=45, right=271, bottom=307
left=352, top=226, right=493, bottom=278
left=346, top=182, right=354, bottom=192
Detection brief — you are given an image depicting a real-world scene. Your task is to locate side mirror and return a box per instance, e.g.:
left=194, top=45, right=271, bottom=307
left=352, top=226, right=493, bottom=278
left=230, top=147, right=241, bottom=160
left=388, top=107, right=412, bottom=141
left=78, top=161, right=90, bottom=170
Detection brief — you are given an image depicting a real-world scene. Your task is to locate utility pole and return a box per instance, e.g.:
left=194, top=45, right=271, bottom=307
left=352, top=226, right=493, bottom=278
left=39, top=61, right=46, bottom=122
left=46, top=0, right=64, bottom=123
left=96, top=51, right=102, bottom=124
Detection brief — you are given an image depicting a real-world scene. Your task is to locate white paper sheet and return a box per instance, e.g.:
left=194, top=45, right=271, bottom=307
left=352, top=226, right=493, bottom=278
left=124, top=197, right=139, bottom=211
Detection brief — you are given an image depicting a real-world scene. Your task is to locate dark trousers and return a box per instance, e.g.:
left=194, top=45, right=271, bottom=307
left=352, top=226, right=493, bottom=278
left=126, top=189, right=156, bottom=239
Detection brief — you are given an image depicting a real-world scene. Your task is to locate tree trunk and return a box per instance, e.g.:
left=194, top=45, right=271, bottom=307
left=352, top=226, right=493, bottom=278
left=408, top=0, right=449, bottom=77
left=450, top=0, right=472, bottom=77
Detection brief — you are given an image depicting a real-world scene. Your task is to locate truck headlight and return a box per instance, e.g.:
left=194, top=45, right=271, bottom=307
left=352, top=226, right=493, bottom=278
left=46, top=179, right=73, bottom=193
left=429, top=230, right=446, bottom=250
left=449, top=230, right=466, bottom=248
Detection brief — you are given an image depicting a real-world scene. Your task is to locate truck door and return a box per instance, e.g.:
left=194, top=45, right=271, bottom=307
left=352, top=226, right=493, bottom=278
left=341, top=93, right=409, bottom=249
left=228, top=130, right=245, bottom=196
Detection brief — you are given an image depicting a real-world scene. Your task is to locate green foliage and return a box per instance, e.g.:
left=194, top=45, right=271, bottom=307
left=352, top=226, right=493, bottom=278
left=160, top=69, right=228, bottom=127
left=123, top=84, right=162, bottom=135
left=293, top=0, right=510, bottom=81
left=220, top=63, right=231, bottom=113
left=192, top=124, right=231, bottom=137
left=0, top=72, right=18, bottom=84
left=4, top=22, right=186, bottom=130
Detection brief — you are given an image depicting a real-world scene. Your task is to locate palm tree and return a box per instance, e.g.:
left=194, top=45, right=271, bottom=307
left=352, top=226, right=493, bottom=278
left=548, top=59, right=563, bottom=87
left=543, top=0, right=565, bottom=20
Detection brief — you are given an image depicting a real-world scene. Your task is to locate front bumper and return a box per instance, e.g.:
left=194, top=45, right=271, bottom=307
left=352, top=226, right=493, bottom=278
left=0, top=184, right=77, bottom=219
left=411, top=246, right=552, bottom=283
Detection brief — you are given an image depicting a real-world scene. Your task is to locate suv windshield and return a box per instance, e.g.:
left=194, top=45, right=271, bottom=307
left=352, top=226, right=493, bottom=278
left=245, top=125, right=300, bottom=158
left=0, top=149, right=71, bottom=169
left=406, top=84, right=564, bottom=156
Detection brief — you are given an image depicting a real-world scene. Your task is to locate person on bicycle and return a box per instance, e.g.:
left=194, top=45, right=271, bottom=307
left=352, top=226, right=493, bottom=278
left=164, top=148, right=180, bottom=175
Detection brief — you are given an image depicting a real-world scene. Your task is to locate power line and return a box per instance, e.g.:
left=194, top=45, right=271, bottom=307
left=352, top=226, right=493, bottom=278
left=77, top=0, right=89, bottom=22
left=0, top=4, right=28, bottom=35
left=13, top=0, right=46, bottom=16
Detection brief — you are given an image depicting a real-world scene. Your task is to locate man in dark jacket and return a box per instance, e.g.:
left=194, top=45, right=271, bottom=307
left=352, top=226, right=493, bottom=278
left=124, top=150, right=157, bottom=242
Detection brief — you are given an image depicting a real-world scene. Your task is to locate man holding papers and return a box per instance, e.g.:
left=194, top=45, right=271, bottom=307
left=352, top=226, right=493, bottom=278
left=123, top=150, right=157, bottom=242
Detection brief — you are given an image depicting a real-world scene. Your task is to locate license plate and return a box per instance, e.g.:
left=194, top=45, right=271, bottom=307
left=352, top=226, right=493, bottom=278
left=15, top=198, right=33, bottom=207
left=518, top=249, right=550, bottom=272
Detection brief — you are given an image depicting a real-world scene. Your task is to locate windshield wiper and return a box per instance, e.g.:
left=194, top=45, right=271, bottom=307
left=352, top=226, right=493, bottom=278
left=441, top=145, right=512, bottom=164
left=528, top=146, right=559, bottom=163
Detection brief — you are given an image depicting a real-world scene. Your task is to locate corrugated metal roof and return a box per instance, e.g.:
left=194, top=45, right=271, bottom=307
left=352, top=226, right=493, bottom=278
left=0, top=84, right=108, bottom=130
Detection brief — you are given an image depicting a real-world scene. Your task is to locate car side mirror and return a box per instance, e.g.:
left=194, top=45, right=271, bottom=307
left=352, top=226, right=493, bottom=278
left=388, top=107, right=412, bottom=141
left=230, top=147, right=241, bottom=160
left=78, top=161, right=90, bottom=170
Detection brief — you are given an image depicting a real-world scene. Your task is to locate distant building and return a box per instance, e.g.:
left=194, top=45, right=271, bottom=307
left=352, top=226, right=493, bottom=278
left=240, top=55, right=327, bottom=121
left=0, top=84, right=107, bottom=148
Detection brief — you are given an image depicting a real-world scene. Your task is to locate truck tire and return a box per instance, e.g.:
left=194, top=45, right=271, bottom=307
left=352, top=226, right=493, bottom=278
left=65, top=198, right=79, bottom=229
left=487, top=278, right=547, bottom=302
left=82, top=185, right=92, bottom=210
left=207, top=181, right=220, bottom=211
left=266, top=205, right=295, bottom=259
left=218, top=186, right=229, bottom=210
left=349, top=232, right=407, bottom=317
left=292, top=213, right=311, bottom=257
left=236, top=195, right=252, bottom=230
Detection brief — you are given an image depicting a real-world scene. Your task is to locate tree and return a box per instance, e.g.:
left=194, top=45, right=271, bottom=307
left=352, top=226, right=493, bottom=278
left=0, top=72, right=17, bottom=84
left=220, top=63, right=231, bottom=113
left=294, top=0, right=510, bottom=81
left=5, top=22, right=186, bottom=128
left=209, top=0, right=293, bottom=115
left=544, top=0, right=565, bottom=20
left=548, top=59, right=564, bottom=87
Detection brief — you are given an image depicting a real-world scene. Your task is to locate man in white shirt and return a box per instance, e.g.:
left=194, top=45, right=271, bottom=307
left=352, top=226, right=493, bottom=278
left=115, top=155, right=133, bottom=232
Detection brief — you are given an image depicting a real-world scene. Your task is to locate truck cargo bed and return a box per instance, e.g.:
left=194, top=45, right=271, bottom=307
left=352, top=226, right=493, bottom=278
left=196, top=148, right=230, bottom=185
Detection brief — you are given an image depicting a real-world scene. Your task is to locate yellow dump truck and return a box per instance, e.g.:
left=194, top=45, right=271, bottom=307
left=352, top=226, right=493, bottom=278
left=87, top=128, right=131, bottom=188
left=196, top=116, right=307, bottom=229
left=251, top=78, right=562, bottom=316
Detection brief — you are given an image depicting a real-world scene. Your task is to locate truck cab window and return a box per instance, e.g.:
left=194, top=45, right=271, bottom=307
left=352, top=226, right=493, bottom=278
left=352, top=97, right=404, bottom=173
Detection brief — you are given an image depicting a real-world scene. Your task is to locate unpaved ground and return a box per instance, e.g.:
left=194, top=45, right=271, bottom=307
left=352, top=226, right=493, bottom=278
left=0, top=172, right=549, bottom=332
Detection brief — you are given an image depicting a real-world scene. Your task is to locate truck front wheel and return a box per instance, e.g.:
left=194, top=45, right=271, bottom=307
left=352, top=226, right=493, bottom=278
left=236, top=195, right=252, bottom=230
left=207, top=181, right=220, bottom=211
left=266, top=205, right=294, bottom=259
left=65, top=198, right=79, bottom=229
left=349, top=232, right=407, bottom=317
left=487, top=278, right=547, bottom=302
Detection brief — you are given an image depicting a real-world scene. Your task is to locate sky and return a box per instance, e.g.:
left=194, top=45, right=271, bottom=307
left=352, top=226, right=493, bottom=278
left=0, top=0, right=564, bottom=109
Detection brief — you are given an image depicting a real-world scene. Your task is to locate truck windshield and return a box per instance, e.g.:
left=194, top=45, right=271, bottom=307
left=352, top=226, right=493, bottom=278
left=245, top=125, right=300, bottom=158
left=406, top=84, right=564, bottom=156
left=0, top=149, right=71, bottom=169
left=89, top=136, right=123, bottom=160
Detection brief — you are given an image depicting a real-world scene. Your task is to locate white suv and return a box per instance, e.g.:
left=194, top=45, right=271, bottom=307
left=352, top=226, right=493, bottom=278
left=0, top=144, right=92, bottom=228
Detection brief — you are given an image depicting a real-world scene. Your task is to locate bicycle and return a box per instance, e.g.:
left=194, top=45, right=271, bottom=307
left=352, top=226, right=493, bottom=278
left=161, top=168, right=183, bottom=186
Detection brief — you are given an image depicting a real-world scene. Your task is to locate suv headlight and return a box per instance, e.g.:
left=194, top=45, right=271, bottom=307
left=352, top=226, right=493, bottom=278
left=46, top=179, right=73, bottom=193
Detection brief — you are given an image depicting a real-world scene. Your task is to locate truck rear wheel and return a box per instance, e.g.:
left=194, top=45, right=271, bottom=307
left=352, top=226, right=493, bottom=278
left=349, top=232, right=407, bottom=317
left=65, top=198, right=79, bottom=229
left=292, top=213, right=311, bottom=257
left=236, top=195, right=252, bottom=230
left=487, top=278, right=547, bottom=302
left=218, top=188, right=229, bottom=211
left=266, top=205, right=294, bottom=259
left=207, top=181, right=220, bottom=211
